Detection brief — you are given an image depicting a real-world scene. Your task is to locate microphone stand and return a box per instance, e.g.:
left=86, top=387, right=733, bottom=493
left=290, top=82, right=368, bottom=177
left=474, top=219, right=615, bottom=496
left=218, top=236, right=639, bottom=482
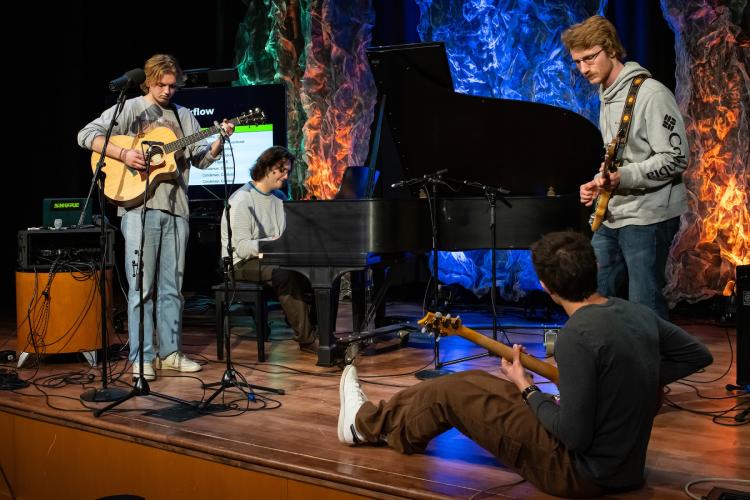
left=94, top=143, right=191, bottom=416
left=393, top=170, right=454, bottom=379
left=432, top=180, right=512, bottom=370
left=80, top=87, right=128, bottom=403
left=200, top=127, right=283, bottom=410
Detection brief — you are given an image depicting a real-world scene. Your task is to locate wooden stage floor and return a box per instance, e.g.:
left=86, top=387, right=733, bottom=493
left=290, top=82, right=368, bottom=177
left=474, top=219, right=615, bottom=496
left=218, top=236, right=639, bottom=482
left=1, top=300, right=748, bottom=499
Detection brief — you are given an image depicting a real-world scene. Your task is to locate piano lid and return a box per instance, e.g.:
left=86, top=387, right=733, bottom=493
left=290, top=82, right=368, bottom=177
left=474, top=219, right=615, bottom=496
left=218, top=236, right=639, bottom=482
left=367, top=42, right=603, bottom=197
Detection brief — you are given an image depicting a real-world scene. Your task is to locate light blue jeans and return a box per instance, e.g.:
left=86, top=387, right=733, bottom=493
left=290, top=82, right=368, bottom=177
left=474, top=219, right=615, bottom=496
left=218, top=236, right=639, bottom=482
left=121, top=209, right=189, bottom=363
left=591, top=217, right=680, bottom=319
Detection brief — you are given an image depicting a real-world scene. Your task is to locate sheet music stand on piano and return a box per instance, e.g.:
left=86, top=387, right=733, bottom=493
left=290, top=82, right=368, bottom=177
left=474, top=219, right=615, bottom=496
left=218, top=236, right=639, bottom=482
left=334, top=167, right=380, bottom=200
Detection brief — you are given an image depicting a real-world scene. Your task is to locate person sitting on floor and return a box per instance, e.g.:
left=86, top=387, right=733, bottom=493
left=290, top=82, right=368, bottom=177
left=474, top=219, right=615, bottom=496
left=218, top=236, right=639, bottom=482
left=337, top=230, right=712, bottom=498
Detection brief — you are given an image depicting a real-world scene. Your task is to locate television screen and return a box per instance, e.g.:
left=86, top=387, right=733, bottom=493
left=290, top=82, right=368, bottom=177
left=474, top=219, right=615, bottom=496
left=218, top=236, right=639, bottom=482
left=175, top=84, right=287, bottom=197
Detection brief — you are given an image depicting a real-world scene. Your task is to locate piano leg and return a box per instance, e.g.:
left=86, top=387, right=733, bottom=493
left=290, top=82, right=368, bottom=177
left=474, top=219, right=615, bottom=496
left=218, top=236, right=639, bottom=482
left=312, top=283, right=342, bottom=367
left=351, top=271, right=367, bottom=333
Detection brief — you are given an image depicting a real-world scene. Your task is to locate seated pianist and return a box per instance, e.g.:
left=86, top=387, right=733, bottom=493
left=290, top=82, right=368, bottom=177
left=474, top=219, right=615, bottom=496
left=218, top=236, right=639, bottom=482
left=220, top=146, right=318, bottom=354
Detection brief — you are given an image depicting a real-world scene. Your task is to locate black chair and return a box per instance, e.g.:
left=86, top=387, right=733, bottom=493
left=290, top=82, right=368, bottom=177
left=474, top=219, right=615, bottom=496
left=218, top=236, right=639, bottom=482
left=213, top=281, right=269, bottom=362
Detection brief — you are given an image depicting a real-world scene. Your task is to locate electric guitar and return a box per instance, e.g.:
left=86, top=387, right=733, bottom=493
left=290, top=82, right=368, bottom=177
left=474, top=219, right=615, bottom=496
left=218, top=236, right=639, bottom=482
left=418, top=312, right=559, bottom=384
left=588, top=137, right=621, bottom=232
left=91, top=108, right=266, bottom=208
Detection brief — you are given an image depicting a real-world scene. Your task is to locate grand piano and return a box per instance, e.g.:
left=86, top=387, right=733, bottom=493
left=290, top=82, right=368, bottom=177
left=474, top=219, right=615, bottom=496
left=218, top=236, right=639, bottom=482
left=259, top=42, right=602, bottom=366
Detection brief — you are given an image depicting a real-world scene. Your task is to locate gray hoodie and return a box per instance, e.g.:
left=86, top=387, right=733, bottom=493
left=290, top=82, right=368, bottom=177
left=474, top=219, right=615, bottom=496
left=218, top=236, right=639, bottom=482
left=599, top=62, right=688, bottom=228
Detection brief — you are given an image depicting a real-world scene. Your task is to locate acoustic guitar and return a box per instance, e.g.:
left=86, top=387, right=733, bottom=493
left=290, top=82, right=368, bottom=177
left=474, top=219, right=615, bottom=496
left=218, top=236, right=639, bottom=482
left=588, top=137, right=621, bottom=232
left=91, top=108, right=266, bottom=208
left=418, top=312, right=559, bottom=384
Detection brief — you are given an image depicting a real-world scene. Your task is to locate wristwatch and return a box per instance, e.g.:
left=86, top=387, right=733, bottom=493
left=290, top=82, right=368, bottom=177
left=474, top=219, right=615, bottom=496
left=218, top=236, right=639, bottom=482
left=521, top=384, right=541, bottom=403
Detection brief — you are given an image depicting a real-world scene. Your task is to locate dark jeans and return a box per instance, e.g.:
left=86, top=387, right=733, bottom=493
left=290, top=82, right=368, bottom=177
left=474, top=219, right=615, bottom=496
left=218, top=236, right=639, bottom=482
left=355, top=370, right=604, bottom=498
left=234, top=260, right=316, bottom=345
left=591, top=217, right=680, bottom=319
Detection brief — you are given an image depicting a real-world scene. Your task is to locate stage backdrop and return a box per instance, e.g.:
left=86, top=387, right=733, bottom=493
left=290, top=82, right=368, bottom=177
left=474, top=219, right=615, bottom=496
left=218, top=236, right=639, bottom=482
left=233, top=0, right=749, bottom=305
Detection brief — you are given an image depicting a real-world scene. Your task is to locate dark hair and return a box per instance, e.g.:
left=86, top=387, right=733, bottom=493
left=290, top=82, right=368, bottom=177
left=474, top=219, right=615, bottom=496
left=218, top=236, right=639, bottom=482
left=530, top=231, right=598, bottom=302
left=561, top=15, right=626, bottom=61
left=251, top=146, right=295, bottom=181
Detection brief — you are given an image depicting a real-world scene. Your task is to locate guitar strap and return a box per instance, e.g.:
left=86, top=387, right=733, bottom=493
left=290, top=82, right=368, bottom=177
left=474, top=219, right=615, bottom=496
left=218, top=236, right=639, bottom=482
left=168, top=103, right=194, bottom=165
left=611, top=73, right=649, bottom=166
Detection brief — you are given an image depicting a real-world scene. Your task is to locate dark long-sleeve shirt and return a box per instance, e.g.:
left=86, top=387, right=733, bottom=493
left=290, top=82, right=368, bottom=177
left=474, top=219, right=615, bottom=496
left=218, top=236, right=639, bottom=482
left=527, top=297, right=712, bottom=490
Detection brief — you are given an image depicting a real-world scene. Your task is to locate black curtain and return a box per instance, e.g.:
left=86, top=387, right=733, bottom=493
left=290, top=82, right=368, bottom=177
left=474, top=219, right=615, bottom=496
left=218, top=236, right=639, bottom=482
left=3, top=0, right=247, bottom=312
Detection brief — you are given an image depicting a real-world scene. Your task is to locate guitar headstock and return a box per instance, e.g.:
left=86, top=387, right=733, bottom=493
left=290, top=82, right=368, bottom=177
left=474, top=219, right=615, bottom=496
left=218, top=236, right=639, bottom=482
left=417, top=312, right=462, bottom=337
left=238, top=107, right=267, bottom=126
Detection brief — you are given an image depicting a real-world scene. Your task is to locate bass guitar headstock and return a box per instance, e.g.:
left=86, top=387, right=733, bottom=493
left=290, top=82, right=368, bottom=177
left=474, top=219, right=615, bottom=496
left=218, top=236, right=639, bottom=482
left=417, top=312, right=462, bottom=337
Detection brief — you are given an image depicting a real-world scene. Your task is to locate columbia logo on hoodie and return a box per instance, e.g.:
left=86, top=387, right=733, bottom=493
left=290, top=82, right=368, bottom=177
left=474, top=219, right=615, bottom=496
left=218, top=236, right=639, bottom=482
left=662, top=114, right=676, bottom=131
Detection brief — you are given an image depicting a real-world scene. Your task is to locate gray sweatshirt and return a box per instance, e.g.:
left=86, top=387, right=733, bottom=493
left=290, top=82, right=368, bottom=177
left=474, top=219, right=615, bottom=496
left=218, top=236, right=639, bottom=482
left=220, top=182, right=286, bottom=265
left=77, top=95, right=219, bottom=219
left=599, top=62, right=688, bottom=228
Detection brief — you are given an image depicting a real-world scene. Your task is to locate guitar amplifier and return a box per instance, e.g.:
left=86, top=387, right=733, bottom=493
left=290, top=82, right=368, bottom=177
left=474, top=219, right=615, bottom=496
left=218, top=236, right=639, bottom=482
left=17, top=227, right=115, bottom=270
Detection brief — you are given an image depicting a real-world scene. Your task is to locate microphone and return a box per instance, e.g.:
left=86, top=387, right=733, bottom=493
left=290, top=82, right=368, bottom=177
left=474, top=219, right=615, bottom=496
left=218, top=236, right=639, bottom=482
left=391, top=168, right=450, bottom=188
left=109, top=68, right=146, bottom=92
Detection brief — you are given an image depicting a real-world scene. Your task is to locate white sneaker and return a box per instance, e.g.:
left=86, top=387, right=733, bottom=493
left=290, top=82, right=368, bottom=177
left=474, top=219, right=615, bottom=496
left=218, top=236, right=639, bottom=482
left=156, top=352, right=202, bottom=373
left=338, top=364, right=368, bottom=445
left=132, top=360, right=156, bottom=381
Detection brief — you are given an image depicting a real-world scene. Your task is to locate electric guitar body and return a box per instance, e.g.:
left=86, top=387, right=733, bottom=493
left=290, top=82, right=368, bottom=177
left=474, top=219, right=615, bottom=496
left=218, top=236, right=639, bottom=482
left=589, top=138, right=621, bottom=232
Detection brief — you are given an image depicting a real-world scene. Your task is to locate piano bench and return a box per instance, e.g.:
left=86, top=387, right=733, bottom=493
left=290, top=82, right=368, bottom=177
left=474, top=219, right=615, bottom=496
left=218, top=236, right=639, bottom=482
left=213, top=282, right=270, bottom=362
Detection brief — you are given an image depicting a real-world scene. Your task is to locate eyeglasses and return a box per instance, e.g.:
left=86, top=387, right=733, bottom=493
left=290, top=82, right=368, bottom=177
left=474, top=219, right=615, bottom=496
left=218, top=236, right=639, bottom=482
left=572, top=49, right=604, bottom=67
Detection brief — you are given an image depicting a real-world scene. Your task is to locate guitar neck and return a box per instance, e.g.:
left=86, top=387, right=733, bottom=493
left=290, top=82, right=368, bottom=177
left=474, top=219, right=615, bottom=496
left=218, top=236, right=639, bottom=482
left=454, top=325, right=560, bottom=384
left=164, top=116, right=243, bottom=154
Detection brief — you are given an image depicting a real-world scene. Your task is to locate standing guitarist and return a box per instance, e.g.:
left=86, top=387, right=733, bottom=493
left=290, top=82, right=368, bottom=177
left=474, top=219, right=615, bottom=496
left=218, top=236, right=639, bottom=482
left=564, top=16, right=688, bottom=319
left=77, top=54, right=235, bottom=380
left=337, top=231, right=712, bottom=497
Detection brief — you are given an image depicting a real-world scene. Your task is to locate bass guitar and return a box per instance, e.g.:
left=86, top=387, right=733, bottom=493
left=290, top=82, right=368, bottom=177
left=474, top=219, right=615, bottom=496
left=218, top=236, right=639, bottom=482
left=91, top=108, right=266, bottom=207
left=588, top=137, right=621, bottom=232
left=418, top=312, right=559, bottom=384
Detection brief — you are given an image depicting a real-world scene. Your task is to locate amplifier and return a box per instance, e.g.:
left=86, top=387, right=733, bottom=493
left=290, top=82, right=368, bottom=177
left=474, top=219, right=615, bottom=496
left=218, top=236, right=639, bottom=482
left=736, top=265, right=749, bottom=386
left=17, top=227, right=115, bottom=270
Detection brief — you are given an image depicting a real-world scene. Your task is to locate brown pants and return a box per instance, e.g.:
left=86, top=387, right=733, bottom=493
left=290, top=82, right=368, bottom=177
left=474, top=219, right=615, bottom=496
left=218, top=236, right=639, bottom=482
left=355, top=370, right=604, bottom=498
left=234, top=260, right=316, bottom=345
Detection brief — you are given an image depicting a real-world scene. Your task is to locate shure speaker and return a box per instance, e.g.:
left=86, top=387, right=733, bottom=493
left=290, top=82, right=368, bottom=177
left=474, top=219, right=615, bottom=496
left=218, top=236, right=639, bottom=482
left=736, top=265, right=749, bottom=387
